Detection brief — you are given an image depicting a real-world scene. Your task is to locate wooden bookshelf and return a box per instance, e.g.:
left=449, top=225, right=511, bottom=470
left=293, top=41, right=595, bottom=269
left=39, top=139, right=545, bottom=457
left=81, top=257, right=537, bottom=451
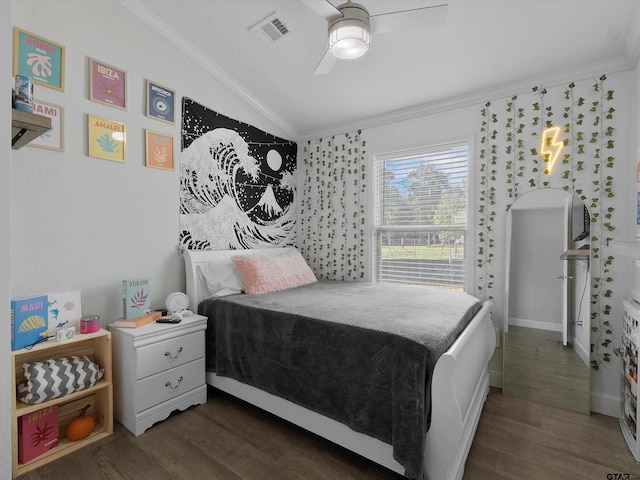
left=11, top=329, right=113, bottom=478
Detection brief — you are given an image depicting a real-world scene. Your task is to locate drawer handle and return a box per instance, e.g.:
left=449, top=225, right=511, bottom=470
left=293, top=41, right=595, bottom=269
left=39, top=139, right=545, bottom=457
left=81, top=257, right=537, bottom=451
left=164, top=347, right=183, bottom=360
left=165, top=376, right=183, bottom=390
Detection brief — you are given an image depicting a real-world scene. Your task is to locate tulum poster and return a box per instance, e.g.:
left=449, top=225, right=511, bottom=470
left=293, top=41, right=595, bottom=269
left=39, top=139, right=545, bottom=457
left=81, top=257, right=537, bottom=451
left=180, top=97, right=297, bottom=250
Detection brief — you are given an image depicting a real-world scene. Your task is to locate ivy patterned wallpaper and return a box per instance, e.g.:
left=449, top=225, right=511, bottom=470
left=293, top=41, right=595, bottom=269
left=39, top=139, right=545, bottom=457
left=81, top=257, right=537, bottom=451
left=476, top=75, right=618, bottom=369
left=299, top=131, right=367, bottom=281
left=299, top=76, right=621, bottom=371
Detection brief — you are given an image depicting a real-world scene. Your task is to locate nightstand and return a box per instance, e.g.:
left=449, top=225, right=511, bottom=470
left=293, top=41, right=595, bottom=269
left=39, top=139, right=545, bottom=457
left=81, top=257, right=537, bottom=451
left=109, top=314, right=207, bottom=435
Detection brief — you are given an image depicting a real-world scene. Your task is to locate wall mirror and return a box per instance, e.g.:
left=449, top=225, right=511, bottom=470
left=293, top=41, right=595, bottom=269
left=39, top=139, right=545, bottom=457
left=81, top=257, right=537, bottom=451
left=503, top=189, right=591, bottom=414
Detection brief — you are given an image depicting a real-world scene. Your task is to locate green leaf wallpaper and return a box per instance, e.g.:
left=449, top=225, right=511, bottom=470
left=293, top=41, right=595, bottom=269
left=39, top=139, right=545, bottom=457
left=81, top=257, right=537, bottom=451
left=299, top=76, right=620, bottom=370
left=300, top=131, right=367, bottom=281
left=477, top=76, right=617, bottom=369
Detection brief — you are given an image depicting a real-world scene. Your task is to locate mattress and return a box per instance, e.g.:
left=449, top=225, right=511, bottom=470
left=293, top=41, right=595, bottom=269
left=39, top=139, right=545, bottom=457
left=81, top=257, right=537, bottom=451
left=198, top=280, right=481, bottom=478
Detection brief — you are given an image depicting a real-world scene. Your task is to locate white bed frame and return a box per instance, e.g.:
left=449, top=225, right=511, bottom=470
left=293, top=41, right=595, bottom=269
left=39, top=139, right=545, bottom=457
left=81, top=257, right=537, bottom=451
left=184, top=248, right=495, bottom=480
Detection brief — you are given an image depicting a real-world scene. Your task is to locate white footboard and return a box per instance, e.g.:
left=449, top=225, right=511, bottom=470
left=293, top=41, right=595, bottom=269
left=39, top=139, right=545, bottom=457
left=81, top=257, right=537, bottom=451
left=425, top=300, right=495, bottom=480
left=209, top=372, right=406, bottom=474
left=184, top=248, right=495, bottom=479
left=205, top=300, right=494, bottom=480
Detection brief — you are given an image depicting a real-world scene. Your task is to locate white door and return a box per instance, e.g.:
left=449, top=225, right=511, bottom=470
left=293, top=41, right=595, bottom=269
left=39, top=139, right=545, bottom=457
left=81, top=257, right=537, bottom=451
left=504, top=208, right=512, bottom=335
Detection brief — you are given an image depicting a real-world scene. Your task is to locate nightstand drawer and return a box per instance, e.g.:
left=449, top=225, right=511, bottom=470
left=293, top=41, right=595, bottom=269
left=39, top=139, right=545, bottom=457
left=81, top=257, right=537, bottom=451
left=135, top=358, right=205, bottom=412
left=135, top=331, right=204, bottom=379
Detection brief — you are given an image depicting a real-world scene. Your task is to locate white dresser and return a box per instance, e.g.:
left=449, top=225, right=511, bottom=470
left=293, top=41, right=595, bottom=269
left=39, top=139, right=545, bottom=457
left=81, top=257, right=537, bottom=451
left=109, top=314, right=207, bottom=435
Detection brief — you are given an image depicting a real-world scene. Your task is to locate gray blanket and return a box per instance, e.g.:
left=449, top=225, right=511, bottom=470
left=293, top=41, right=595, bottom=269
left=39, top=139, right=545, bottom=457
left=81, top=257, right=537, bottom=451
left=199, top=280, right=481, bottom=479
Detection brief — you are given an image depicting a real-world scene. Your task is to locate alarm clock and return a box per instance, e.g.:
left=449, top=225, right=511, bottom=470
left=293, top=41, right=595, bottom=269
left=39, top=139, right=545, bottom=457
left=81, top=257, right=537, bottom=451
left=165, top=292, right=193, bottom=320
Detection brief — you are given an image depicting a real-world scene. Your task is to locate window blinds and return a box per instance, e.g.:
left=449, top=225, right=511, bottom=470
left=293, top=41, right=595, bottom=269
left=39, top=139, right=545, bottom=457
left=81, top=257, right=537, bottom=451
left=375, top=143, right=469, bottom=290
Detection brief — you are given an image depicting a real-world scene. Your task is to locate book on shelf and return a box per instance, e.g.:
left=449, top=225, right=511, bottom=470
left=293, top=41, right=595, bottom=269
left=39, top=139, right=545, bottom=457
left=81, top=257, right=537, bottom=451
left=11, top=294, right=49, bottom=351
left=18, top=405, right=59, bottom=464
left=112, top=310, right=162, bottom=328
left=122, top=277, right=151, bottom=319
left=47, top=290, right=82, bottom=335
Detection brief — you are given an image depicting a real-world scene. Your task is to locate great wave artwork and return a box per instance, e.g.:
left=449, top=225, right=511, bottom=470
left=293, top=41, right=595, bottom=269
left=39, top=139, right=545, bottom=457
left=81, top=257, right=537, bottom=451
left=180, top=97, right=297, bottom=250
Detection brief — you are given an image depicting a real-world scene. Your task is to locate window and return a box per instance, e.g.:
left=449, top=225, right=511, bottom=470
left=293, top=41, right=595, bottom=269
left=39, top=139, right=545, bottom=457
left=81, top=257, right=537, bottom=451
left=374, top=142, right=469, bottom=291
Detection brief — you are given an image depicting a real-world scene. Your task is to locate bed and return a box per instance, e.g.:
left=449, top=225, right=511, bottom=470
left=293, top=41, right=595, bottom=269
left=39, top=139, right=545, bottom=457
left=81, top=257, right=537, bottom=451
left=184, top=247, right=495, bottom=480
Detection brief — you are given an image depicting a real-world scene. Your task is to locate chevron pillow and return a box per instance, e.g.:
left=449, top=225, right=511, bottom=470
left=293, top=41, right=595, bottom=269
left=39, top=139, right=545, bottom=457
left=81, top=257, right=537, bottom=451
left=18, top=356, right=104, bottom=405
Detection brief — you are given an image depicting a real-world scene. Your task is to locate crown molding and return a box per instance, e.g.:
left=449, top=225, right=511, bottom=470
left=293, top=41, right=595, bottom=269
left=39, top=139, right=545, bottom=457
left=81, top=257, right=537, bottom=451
left=117, top=0, right=299, bottom=141
left=118, top=0, right=639, bottom=144
left=298, top=54, right=635, bottom=141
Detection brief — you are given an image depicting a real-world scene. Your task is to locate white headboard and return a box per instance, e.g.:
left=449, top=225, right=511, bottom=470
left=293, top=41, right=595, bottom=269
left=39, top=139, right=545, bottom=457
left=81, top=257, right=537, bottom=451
left=183, top=247, right=294, bottom=310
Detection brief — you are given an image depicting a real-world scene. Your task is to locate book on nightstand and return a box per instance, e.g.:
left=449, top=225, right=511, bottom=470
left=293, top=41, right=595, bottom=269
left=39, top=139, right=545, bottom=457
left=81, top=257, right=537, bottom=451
left=18, top=405, right=59, bottom=464
left=112, top=310, right=162, bottom=328
left=122, top=277, right=151, bottom=319
left=11, top=294, right=49, bottom=351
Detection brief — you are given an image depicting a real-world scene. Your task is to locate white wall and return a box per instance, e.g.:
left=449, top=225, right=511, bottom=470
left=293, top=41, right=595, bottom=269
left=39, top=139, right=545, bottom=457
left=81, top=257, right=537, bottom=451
left=365, top=104, right=478, bottom=282
left=1, top=3, right=13, bottom=477
left=10, top=0, right=292, bottom=319
left=362, top=70, right=633, bottom=416
left=509, top=207, right=564, bottom=330
left=5, top=0, right=293, bottom=467
left=362, top=104, right=508, bottom=380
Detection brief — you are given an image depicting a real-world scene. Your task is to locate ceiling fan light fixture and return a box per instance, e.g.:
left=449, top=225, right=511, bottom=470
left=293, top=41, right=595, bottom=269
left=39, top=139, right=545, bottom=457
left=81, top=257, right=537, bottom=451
left=328, top=4, right=370, bottom=60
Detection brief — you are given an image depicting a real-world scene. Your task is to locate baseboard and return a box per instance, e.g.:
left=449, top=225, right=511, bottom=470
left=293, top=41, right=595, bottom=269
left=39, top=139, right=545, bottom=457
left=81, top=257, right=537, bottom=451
left=509, top=317, right=562, bottom=332
left=591, top=390, right=620, bottom=417
left=489, top=368, right=502, bottom=389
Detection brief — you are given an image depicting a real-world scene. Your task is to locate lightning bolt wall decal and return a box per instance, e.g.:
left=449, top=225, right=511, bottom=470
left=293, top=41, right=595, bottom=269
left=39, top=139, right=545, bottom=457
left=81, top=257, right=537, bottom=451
left=540, top=126, right=565, bottom=175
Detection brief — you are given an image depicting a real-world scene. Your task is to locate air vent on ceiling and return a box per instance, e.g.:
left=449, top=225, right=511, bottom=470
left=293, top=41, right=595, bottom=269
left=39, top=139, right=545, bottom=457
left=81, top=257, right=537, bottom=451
left=249, top=13, right=291, bottom=46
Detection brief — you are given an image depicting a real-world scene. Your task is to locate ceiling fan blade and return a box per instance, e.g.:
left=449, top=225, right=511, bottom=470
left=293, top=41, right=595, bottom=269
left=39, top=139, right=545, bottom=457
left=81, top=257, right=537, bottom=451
left=302, top=0, right=341, bottom=19
left=314, top=49, right=338, bottom=75
left=370, top=4, right=448, bottom=35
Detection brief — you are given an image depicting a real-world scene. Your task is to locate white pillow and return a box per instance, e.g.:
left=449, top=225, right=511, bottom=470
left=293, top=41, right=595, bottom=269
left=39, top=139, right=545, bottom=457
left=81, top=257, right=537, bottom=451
left=197, top=260, right=244, bottom=298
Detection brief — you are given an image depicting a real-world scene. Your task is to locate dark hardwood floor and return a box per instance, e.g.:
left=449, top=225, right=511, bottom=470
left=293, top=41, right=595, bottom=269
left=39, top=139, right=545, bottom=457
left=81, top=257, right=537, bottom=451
left=17, top=387, right=640, bottom=480
left=503, top=325, right=590, bottom=414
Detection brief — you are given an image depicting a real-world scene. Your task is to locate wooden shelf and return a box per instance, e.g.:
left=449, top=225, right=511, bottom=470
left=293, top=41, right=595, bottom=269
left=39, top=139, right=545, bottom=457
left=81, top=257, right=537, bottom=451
left=11, top=109, right=52, bottom=150
left=11, top=329, right=113, bottom=478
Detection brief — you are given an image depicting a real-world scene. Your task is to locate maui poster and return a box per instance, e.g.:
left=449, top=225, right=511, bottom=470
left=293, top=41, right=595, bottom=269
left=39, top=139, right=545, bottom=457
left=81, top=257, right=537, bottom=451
left=180, top=97, right=297, bottom=250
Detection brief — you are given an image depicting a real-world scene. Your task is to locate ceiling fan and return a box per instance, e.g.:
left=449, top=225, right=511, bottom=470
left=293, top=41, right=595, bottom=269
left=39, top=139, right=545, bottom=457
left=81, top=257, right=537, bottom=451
left=302, top=0, right=448, bottom=75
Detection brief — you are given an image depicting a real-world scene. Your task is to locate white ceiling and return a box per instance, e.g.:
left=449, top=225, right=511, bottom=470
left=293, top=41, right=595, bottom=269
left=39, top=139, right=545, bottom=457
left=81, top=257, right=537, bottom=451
left=121, top=0, right=640, bottom=140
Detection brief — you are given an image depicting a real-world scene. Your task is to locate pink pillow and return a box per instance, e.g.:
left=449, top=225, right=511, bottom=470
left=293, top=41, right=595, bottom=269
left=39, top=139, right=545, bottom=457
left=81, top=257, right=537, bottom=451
left=232, top=249, right=317, bottom=294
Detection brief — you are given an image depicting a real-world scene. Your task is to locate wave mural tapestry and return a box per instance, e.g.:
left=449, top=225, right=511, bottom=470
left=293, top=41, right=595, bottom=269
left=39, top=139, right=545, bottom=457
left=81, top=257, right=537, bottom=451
left=180, top=97, right=297, bottom=250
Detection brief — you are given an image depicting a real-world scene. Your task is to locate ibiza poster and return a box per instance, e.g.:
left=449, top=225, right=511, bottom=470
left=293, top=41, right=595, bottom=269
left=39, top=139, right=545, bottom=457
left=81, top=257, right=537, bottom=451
left=180, top=97, right=297, bottom=250
left=89, top=58, right=127, bottom=110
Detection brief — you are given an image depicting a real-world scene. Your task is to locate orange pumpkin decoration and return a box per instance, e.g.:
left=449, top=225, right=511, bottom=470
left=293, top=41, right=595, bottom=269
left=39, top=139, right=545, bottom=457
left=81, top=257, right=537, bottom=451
left=66, top=404, right=95, bottom=441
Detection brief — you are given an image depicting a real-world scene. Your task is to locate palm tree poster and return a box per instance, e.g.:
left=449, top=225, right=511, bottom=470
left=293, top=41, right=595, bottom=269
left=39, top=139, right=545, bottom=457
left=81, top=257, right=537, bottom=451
left=180, top=97, right=297, bottom=250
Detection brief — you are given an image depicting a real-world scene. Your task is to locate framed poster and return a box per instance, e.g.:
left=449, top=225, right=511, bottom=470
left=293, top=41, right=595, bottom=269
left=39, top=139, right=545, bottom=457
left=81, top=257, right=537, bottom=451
left=145, top=80, right=175, bottom=124
left=13, top=28, right=65, bottom=91
left=29, top=101, right=64, bottom=151
left=89, top=58, right=127, bottom=110
left=88, top=114, right=125, bottom=162
left=145, top=130, right=174, bottom=170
